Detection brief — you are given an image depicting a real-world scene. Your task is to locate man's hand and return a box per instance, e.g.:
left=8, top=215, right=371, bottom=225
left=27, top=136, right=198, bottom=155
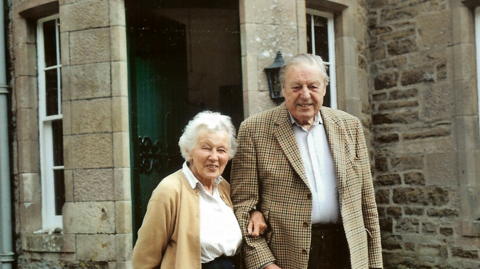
left=248, top=210, right=268, bottom=237
left=264, top=264, right=282, bottom=269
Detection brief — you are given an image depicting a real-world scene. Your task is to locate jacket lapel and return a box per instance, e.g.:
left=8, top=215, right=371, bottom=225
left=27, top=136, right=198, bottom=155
left=273, top=104, right=311, bottom=190
left=321, top=108, right=347, bottom=202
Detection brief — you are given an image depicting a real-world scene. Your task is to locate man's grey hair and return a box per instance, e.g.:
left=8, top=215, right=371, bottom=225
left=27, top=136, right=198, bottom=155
left=178, top=110, right=238, bottom=161
left=279, top=53, right=330, bottom=86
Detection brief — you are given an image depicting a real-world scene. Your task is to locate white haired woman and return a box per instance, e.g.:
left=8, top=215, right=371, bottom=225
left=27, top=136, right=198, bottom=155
left=132, top=111, right=266, bottom=269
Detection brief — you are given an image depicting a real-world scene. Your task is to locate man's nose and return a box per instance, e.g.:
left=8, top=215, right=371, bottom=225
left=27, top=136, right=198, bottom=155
left=300, top=86, right=311, bottom=98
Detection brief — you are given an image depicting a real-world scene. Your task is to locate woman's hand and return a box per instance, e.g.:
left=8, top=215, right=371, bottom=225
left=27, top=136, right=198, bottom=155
left=247, top=210, right=268, bottom=237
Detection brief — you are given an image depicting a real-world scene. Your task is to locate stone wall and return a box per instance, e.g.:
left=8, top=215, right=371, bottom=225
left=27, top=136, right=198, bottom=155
left=10, top=0, right=132, bottom=268
left=368, top=0, right=480, bottom=268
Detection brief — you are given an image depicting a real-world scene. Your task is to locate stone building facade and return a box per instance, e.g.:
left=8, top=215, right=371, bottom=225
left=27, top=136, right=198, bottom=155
left=2, top=0, right=480, bottom=268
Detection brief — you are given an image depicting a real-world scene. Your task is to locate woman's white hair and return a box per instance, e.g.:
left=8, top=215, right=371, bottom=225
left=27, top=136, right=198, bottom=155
left=178, top=111, right=238, bottom=161
left=279, top=53, right=330, bottom=86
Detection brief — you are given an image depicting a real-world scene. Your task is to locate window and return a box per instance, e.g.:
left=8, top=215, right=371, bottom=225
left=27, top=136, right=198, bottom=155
left=37, top=15, right=64, bottom=229
left=306, top=9, right=337, bottom=109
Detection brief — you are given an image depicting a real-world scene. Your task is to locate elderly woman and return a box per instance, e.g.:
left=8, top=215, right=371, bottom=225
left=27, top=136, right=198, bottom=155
left=132, top=111, right=266, bottom=269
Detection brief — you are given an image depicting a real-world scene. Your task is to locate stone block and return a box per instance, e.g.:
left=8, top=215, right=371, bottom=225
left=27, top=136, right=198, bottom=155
left=115, top=201, right=132, bottom=234
left=389, top=88, right=417, bottom=100
left=114, top=168, right=131, bottom=201
left=110, top=0, right=126, bottom=27
left=387, top=38, right=415, bottom=56
left=60, top=0, right=109, bottom=32
left=71, top=98, right=112, bottom=134
left=115, top=233, right=133, bottom=261
left=374, top=133, right=399, bottom=144
left=417, top=10, right=452, bottom=51
left=60, top=32, right=70, bottom=66
left=62, top=100, right=72, bottom=136
left=14, top=43, right=36, bottom=76
left=393, top=188, right=428, bottom=206
left=254, top=0, right=297, bottom=26
left=377, top=100, right=418, bottom=111
left=335, top=36, right=358, bottom=68
left=452, top=43, right=476, bottom=81
left=70, top=28, right=111, bottom=65
left=425, top=153, right=457, bottom=186
left=239, top=0, right=255, bottom=24
left=372, top=111, right=419, bottom=125
left=20, top=201, right=42, bottom=232
left=63, top=63, right=111, bottom=100
left=111, top=26, right=127, bottom=62
left=387, top=206, right=402, bottom=219
left=18, top=140, right=40, bottom=173
left=400, top=66, right=434, bottom=86
left=19, top=173, right=40, bottom=203
left=113, top=132, right=130, bottom=168
left=381, top=234, right=402, bottom=250
left=404, top=172, right=425, bottom=186
left=68, top=133, right=113, bottom=169
left=73, top=169, right=114, bottom=201
left=15, top=76, right=37, bottom=109
left=64, top=169, right=74, bottom=202
left=76, top=234, right=116, bottom=261
left=454, top=79, right=478, bottom=116
left=112, top=97, right=129, bottom=132
left=375, top=173, right=401, bottom=186
left=402, top=125, right=450, bottom=141
left=454, top=116, right=480, bottom=151
left=255, top=25, right=298, bottom=63
left=452, top=7, right=475, bottom=44
left=13, top=17, right=35, bottom=46
left=374, top=157, right=388, bottom=172
left=404, top=207, right=423, bottom=216
left=417, top=244, right=448, bottom=258
left=112, top=61, right=128, bottom=97
left=25, top=234, right=75, bottom=253
left=16, top=108, right=38, bottom=141
left=63, top=201, right=115, bottom=234
left=375, top=189, right=390, bottom=204
left=426, top=208, right=459, bottom=218
left=439, top=227, right=453, bottom=236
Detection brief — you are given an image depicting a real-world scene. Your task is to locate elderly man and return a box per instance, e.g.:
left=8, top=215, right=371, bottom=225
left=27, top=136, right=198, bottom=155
left=231, top=53, right=383, bottom=269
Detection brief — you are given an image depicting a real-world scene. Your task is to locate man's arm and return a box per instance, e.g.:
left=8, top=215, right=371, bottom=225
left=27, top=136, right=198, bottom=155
left=354, top=118, right=383, bottom=269
left=231, top=122, right=276, bottom=269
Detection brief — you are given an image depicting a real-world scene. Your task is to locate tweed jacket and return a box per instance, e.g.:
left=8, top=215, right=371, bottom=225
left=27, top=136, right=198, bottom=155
left=231, top=104, right=383, bottom=269
left=132, top=170, right=235, bottom=269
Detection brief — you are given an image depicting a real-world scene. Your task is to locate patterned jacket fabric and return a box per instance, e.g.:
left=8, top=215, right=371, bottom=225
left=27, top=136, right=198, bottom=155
left=231, top=104, right=383, bottom=269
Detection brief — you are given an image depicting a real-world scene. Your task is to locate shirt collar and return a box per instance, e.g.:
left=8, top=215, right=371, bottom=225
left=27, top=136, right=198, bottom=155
left=182, top=162, right=222, bottom=190
left=287, top=110, right=323, bottom=127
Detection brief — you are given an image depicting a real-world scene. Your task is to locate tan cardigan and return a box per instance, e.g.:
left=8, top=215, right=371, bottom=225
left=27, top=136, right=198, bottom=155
left=132, top=169, right=235, bottom=269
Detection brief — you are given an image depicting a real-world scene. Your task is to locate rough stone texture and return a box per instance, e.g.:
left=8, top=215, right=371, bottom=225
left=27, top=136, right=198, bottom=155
left=73, top=169, right=114, bottom=202
left=71, top=98, right=113, bottom=135
left=63, top=202, right=115, bottom=234
left=76, top=234, right=116, bottom=261
left=62, top=63, right=112, bottom=100
left=67, top=134, right=113, bottom=169
left=69, top=28, right=111, bottom=65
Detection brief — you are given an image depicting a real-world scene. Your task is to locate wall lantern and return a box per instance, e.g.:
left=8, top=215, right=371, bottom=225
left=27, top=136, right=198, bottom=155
left=264, top=51, right=285, bottom=104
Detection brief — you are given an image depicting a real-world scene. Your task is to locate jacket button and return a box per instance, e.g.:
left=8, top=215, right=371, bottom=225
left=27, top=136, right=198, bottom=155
left=307, top=194, right=312, bottom=199
left=302, top=248, right=308, bottom=254
left=303, top=222, right=309, bottom=227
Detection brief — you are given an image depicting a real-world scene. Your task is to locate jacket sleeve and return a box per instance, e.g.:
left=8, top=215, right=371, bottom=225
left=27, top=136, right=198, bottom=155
left=132, top=188, right=175, bottom=269
left=231, top=122, right=276, bottom=269
left=355, top=118, right=384, bottom=269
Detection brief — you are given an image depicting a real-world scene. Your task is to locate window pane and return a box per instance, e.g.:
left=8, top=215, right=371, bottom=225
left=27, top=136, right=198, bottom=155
left=45, top=69, right=59, bottom=116
left=313, top=15, right=329, bottom=62
left=53, top=169, right=65, bottom=215
left=52, top=120, right=64, bottom=166
left=307, top=15, right=313, bottom=54
left=43, top=19, right=58, bottom=67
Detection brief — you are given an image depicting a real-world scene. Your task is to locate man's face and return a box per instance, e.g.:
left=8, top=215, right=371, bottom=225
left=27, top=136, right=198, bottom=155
left=282, top=63, right=326, bottom=127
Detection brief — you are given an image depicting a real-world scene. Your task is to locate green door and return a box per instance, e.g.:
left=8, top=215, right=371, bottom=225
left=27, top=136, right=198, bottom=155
left=127, top=13, right=189, bottom=239
left=126, top=0, right=243, bottom=242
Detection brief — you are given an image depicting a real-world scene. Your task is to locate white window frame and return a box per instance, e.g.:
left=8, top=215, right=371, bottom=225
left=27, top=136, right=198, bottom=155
left=476, top=7, right=480, bottom=140
left=306, top=9, right=337, bottom=109
left=37, top=14, right=63, bottom=229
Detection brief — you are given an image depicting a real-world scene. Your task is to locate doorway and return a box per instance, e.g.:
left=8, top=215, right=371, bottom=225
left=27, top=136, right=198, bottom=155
left=126, top=0, right=243, bottom=240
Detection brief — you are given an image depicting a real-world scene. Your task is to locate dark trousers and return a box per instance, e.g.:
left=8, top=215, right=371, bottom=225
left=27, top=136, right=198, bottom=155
left=202, top=256, right=237, bottom=269
left=308, top=223, right=351, bottom=269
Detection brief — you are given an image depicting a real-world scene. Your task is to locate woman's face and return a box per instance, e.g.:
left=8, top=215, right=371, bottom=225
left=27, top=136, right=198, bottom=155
left=187, top=128, right=230, bottom=183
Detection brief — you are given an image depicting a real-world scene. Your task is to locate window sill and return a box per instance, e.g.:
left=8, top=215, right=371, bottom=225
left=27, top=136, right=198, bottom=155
left=25, top=233, right=75, bottom=253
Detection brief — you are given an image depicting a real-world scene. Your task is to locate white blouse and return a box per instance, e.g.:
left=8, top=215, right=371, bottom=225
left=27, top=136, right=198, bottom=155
left=182, top=162, right=242, bottom=263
